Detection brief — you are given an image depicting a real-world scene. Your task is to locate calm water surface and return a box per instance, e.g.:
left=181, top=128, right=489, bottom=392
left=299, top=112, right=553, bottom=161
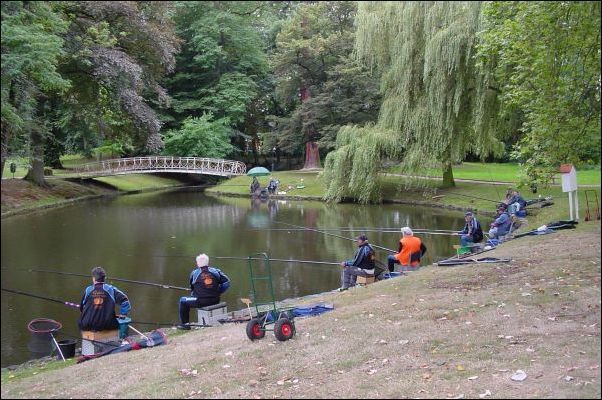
left=1, top=189, right=465, bottom=366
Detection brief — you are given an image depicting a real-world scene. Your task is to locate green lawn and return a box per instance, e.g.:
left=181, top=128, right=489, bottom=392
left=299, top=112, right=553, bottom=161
left=92, top=174, right=186, bottom=191
left=210, top=169, right=601, bottom=228
left=385, top=162, right=601, bottom=185
left=206, top=170, right=325, bottom=197
left=5, top=157, right=600, bottom=186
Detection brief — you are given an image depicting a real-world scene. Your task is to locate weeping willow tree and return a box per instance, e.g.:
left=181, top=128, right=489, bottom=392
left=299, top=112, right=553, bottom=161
left=323, top=1, right=504, bottom=203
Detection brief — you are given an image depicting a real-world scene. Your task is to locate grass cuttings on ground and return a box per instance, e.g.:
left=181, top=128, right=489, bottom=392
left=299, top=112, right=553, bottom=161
left=2, top=222, right=599, bottom=399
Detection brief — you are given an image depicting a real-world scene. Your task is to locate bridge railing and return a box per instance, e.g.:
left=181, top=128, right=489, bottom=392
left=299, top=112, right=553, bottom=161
left=75, top=156, right=247, bottom=177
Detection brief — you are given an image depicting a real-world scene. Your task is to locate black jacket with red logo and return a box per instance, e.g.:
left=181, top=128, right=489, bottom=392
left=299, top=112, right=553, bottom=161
left=190, top=266, right=230, bottom=301
left=78, top=282, right=130, bottom=331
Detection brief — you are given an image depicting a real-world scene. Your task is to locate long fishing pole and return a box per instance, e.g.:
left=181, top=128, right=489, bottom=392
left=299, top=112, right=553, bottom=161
left=254, top=228, right=459, bottom=235
left=2, top=267, right=189, bottom=291
left=273, top=220, right=397, bottom=253
left=121, top=253, right=341, bottom=266
left=1, top=287, right=178, bottom=328
left=1, top=287, right=80, bottom=308
left=212, top=256, right=338, bottom=265
left=439, top=192, right=501, bottom=204
left=251, top=227, right=460, bottom=233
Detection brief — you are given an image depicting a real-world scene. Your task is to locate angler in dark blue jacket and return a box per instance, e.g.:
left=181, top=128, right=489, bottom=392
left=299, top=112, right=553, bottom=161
left=178, top=254, right=230, bottom=330
left=78, top=266, right=131, bottom=332
left=338, top=234, right=376, bottom=291
left=459, top=211, right=484, bottom=247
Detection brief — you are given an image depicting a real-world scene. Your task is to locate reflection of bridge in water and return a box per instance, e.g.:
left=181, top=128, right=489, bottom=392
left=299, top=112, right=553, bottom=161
left=72, top=156, right=246, bottom=178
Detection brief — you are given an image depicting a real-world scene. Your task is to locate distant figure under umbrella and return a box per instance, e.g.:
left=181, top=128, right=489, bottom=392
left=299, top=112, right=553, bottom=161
left=250, top=176, right=260, bottom=196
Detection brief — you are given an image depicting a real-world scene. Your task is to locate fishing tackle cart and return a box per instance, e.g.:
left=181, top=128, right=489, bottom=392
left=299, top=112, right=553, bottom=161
left=245, top=253, right=296, bottom=341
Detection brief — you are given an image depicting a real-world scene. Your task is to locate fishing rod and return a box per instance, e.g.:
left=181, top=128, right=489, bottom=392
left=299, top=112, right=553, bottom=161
left=254, top=228, right=459, bottom=235
left=211, top=256, right=339, bottom=265
left=250, top=227, right=460, bottom=233
left=2, top=267, right=189, bottom=291
left=121, top=253, right=341, bottom=266
left=1, top=287, right=80, bottom=309
left=439, top=192, right=501, bottom=204
left=273, top=220, right=397, bottom=254
left=1, top=287, right=178, bottom=328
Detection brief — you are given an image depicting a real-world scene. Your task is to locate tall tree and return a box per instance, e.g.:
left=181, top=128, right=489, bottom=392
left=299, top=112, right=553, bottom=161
left=1, top=1, right=70, bottom=182
left=162, top=1, right=270, bottom=158
left=269, top=1, right=380, bottom=169
left=323, top=1, right=504, bottom=203
left=57, top=1, right=180, bottom=155
left=477, top=1, right=601, bottom=185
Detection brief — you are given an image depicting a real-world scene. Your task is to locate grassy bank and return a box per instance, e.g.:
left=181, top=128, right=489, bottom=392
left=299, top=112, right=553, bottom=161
left=2, top=222, right=600, bottom=398
left=385, top=162, right=601, bottom=186
left=1, top=174, right=187, bottom=216
left=209, top=170, right=601, bottom=228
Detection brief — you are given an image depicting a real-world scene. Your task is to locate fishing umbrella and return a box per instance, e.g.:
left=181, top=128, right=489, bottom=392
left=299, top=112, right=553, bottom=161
left=247, top=167, right=271, bottom=177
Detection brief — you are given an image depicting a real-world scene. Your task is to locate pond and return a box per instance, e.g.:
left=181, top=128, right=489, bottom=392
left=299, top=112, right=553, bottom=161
left=1, top=189, right=465, bottom=367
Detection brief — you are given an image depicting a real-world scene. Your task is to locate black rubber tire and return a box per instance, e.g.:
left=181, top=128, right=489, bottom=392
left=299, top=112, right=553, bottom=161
left=246, top=318, right=265, bottom=340
left=274, top=318, right=295, bottom=341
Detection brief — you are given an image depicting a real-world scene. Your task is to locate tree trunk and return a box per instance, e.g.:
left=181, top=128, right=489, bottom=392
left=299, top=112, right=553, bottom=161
left=1, top=129, right=7, bottom=180
left=300, top=86, right=321, bottom=169
left=304, top=142, right=321, bottom=169
left=24, top=129, right=48, bottom=187
left=442, top=162, right=455, bottom=188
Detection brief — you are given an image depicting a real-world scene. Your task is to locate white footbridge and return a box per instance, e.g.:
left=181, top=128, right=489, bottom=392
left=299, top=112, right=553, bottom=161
left=73, top=156, right=246, bottom=178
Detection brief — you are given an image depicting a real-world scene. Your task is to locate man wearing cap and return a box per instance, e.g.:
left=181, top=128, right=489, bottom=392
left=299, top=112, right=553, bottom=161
left=177, top=254, right=230, bottom=330
left=338, top=234, right=376, bottom=291
left=458, top=211, right=483, bottom=247
left=387, top=227, right=427, bottom=272
left=78, top=266, right=131, bottom=332
left=489, top=207, right=512, bottom=240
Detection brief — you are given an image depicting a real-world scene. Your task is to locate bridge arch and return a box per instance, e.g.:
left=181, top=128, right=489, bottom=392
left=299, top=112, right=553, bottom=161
left=74, top=156, right=247, bottom=178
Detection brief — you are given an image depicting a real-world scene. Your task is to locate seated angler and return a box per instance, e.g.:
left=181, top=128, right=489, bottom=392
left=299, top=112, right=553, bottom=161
left=507, top=190, right=527, bottom=216
left=78, top=266, right=131, bottom=333
left=387, top=227, right=427, bottom=273
left=177, top=254, right=230, bottom=330
left=458, top=211, right=484, bottom=248
left=338, top=234, right=376, bottom=291
left=489, top=207, right=512, bottom=240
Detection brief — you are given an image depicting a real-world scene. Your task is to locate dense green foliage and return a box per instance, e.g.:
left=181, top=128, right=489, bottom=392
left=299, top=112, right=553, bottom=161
left=1, top=1, right=179, bottom=184
left=2, top=1, right=599, bottom=195
left=161, top=1, right=272, bottom=159
left=268, top=1, right=381, bottom=167
left=477, top=1, right=601, bottom=185
left=163, top=113, right=234, bottom=158
left=324, top=1, right=505, bottom=203
left=1, top=1, right=70, bottom=179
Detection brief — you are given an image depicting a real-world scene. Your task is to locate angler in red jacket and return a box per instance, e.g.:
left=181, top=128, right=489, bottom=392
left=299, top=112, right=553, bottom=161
left=387, top=227, right=427, bottom=272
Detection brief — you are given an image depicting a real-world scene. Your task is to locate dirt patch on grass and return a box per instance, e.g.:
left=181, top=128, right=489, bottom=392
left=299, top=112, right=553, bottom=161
left=2, top=223, right=600, bottom=399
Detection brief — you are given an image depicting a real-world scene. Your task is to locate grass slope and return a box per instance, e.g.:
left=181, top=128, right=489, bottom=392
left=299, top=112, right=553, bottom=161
left=2, top=222, right=599, bottom=398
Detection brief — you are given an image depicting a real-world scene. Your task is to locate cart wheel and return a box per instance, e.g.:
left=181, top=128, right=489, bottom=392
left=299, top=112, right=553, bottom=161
left=274, top=318, right=295, bottom=341
left=246, top=318, right=265, bottom=340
